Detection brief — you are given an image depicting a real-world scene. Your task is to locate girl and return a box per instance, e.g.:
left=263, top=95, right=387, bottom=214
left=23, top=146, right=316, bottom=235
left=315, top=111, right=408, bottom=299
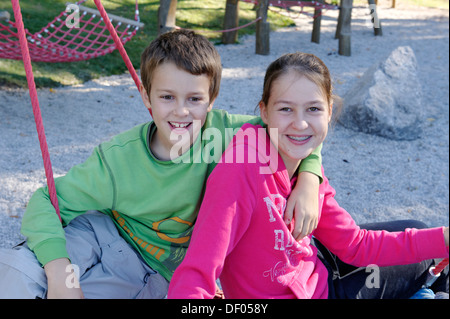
left=167, top=52, right=449, bottom=299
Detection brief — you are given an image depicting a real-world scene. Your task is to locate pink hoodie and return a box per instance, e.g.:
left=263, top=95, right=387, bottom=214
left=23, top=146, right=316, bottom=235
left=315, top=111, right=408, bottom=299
left=168, top=124, right=448, bottom=299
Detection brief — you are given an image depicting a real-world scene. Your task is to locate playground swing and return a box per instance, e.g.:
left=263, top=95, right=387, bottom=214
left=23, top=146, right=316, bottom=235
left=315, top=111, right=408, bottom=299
left=9, top=0, right=449, bottom=299
left=0, top=0, right=144, bottom=62
left=9, top=0, right=149, bottom=221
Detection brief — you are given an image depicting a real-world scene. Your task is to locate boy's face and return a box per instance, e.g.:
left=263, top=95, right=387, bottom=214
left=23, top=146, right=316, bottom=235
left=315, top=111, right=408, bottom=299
left=140, top=61, right=214, bottom=160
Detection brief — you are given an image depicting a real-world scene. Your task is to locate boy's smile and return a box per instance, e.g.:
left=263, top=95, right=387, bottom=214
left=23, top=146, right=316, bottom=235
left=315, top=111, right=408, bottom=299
left=168, top=121, right=192, bottom=135
left=169, top=121, right=191, bottom=129
left=140, top=62, right=214, bottom=161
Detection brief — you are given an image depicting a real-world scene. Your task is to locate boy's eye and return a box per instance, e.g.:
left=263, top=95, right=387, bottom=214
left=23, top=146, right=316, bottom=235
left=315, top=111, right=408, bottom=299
left=161, top=95, right=174, bottom=100
left=189, top=97, right=203, bottom=102
left=279, top=106, right=292, bottom=112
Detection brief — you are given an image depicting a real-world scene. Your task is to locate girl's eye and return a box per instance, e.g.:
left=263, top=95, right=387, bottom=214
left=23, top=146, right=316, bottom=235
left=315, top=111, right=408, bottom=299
left=161, top=95, right=174, bottom=100
left=190, top=97, right=201, bottom=102
left=279, top=106, right=292, bottom=112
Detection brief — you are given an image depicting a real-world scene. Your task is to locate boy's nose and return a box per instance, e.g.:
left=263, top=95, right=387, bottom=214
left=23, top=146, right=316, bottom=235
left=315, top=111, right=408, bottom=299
left=173, top=101, right=189, bottom=116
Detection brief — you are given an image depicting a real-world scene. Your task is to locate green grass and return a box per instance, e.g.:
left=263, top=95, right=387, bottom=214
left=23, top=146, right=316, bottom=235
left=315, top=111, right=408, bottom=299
left=0, top=0, right=294, bottom=88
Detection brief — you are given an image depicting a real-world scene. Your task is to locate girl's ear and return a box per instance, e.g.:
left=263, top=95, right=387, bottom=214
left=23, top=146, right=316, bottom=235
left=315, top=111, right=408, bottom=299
left=259, top=101, right=269, bottom=125
left=140, top=84, right=151, bottom=110
left=328, top=102, right=333, bottom=123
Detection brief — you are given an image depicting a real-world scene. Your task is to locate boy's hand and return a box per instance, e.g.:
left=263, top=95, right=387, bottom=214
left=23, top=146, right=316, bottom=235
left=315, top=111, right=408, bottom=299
left=44, top=258, right=84, bottom=299
left=285, top=171, right=319, bottom=241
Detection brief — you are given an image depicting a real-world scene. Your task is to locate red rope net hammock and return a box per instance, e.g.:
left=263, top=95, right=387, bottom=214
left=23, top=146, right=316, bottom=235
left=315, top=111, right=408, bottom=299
left=0, top=0, right=143, bottom=62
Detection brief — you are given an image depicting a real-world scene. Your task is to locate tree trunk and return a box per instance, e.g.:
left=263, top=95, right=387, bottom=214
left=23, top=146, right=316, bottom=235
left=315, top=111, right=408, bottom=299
left=158, top=0, right=178, bottom=35
left=255, top=0, right=270, bottom=55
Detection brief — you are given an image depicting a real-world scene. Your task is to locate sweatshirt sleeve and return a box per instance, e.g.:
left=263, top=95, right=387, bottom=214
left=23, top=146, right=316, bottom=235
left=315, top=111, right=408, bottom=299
left=314, top=173, right=448, bottom=267
left=298, top=143, right=322, bottom=183
left=168, top=151, right=260, bottom=299
left=21, top=145, right=115, bottom=266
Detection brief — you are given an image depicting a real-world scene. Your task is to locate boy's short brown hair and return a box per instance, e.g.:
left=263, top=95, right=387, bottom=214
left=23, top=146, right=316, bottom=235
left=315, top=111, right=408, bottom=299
left=140, top=29, right=222, bottom=102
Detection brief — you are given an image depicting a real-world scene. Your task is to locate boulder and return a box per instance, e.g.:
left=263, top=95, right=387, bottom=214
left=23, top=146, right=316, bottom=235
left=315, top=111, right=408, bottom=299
left=338, top=46, right=423, bottom=140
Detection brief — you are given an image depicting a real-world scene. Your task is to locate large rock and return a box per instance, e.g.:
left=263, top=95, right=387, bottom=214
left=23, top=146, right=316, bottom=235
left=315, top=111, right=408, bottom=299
left=338, top=46, right=423, bottom=140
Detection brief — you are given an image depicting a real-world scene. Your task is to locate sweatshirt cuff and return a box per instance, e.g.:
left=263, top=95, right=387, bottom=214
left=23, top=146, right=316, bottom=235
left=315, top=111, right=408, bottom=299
left=33, top=238, right=70, bottom=267
left=415, top=227, right=449, bottom=260
left=297, top=144, right=323, bottom=184
left=297, top=159, right=323, bottom=184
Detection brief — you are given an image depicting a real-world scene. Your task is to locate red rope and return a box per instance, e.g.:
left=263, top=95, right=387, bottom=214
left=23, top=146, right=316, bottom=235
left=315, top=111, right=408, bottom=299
left=432, top=258, right=449, bottom=276
left=176, top=16, right=263, bottom=34
left=92, top=0, right=151, bottom=117
left=11, top=0, right=62, bottom=222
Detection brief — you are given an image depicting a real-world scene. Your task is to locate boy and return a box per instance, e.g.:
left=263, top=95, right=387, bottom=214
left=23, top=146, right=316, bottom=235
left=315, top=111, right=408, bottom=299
left=0, top=30, right=322, bottom=298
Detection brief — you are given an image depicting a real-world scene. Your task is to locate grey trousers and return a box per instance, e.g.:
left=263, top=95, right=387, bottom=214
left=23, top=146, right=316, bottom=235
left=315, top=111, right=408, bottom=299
left=0, top=211, right=169, bottom=299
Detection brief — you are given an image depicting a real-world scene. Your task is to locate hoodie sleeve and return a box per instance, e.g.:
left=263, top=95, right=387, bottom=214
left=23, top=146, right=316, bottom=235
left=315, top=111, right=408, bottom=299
left=298, top=143, right=322, bottom=183
left=314, top=173, right=448, bottom=267
left=168, top=145, right=261, bottom=299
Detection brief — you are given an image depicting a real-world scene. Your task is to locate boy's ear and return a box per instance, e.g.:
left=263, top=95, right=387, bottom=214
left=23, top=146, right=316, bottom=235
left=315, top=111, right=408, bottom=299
left=259, top=101, right=269, bottom=125
left=140, top=84, right=151, bottom=110
left=207, top=98, right=216, bottom=112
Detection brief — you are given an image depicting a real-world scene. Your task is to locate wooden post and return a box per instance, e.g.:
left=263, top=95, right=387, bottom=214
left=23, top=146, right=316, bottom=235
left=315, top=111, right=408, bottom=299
left=222, top=0, right=240, bottom=44
left=255, top=0, right=270, bottom=55
left=368, top=0, right=382, bottom=36
left=392, top=0, right=396, bottom=8
left=338, top=0, right=352, bottom=56
left=311, top=0, right=323, bottom=43
left=158, top=0, right=177, bottom=35
left=335, top=0, right=343, bottom=39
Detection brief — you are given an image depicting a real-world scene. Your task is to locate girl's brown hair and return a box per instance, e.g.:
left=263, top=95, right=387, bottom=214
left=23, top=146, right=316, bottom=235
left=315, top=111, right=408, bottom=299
left=259, top=52, right=340, bottom=118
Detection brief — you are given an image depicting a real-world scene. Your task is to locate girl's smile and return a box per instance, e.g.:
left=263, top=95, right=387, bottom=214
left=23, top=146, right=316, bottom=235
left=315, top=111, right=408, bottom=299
left=286, top=135, right=312, bottom=144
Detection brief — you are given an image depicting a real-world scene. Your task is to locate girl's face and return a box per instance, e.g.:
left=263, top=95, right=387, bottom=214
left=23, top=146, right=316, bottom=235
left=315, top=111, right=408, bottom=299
left=260, top=70, right=332, bottom=175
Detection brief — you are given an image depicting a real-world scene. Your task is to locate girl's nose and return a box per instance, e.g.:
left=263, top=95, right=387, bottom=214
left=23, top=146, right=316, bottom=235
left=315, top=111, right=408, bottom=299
left=291, top=113, right=308, bottom=130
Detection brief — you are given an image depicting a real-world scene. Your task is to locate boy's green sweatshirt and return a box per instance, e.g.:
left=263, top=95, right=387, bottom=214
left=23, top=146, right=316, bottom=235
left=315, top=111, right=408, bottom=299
left=21, top=109, right=322, bottom=281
